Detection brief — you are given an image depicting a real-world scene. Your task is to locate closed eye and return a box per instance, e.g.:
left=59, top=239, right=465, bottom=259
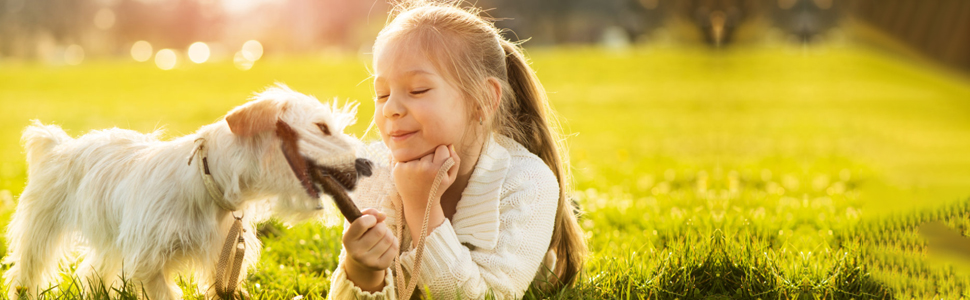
left=316, top=123, right=331, bottom=135
left=410, top=89, right=430, bottom=96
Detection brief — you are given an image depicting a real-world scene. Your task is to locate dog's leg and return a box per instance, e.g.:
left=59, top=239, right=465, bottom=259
left=2, top=190, right=71, bottom=299
left=137, top=270, right=182, bottom=300
left=76, top=249, right=123, bottom=297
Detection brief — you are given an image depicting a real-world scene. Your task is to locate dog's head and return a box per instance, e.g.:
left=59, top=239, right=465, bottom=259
left=223, top=84, right=371, bottom=217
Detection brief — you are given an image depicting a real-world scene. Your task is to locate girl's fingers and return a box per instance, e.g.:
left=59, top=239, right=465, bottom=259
left=344, top=214, right=377, bottom=240
left=448, top=145, right=460, bottom=178
left=377, top=241, right=399, bottom=266
left=361, top=208, right=387, bottom=223
left=356, top=226, right=384, bottom=250
left=420, top=150, right=435, bottom=165
left=432, top=145, right=450, bottom=165
left=361, top=226, right=397, bottom=269
left=365, top=222, right=392, bottom=252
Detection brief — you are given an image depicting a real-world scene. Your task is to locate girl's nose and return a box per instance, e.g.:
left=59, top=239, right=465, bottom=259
left=382, top=92, right=406, bottom=119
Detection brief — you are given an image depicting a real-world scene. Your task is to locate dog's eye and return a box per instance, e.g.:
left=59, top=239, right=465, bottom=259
left=316, top=123, right=331, bottom=135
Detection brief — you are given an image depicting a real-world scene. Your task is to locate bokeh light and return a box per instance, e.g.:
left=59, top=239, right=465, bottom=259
left=154, top=49, right=177, bottom=70
left=233, top=51, right=254, bottom=70
left=241, top=40, right=263, bottom=61
left=187, top=42, right=210, bottom=64
left=93, top=8, right=115, bottom=30
left=64, top=45, right=84, bottom=65
left=131, top=41, right=153, bottom=62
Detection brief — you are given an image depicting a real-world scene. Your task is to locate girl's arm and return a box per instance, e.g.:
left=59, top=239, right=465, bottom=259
left=329, top=247, right=397, bottom=300
left=328, top=209, right=398, bottom=300
left=399, top=156, right=559, bottom=299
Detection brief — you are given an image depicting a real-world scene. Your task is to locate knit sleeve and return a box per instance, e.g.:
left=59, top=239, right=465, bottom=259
left=328, top=248, right=398, bottom=300
left=398, top=156, right=560, bottom=299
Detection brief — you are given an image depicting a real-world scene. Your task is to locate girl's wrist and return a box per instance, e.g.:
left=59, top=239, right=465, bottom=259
left=344, top=258, right=386, bottom=292
left=404, top=200, right=445, bottom=244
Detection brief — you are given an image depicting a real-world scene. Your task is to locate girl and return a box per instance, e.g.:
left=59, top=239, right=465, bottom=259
left=328, top=1, right=586, bottom=299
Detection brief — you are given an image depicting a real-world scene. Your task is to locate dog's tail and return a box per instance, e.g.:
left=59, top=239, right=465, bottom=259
left=5, top=121, right=73, bottom=297
left=22, top=120, right=71, bottom=171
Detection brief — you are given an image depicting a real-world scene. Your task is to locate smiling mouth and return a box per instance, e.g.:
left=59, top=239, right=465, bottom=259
left=390, top=131, right=416, bottom=141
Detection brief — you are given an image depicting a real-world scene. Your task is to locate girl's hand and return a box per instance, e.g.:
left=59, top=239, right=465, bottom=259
left=392, top=145, right=460, bottom=242
left=342, top=208, right=398, bottom=292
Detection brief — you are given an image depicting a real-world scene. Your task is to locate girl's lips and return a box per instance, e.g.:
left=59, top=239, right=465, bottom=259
left=390, top=131, right=417, bottom=142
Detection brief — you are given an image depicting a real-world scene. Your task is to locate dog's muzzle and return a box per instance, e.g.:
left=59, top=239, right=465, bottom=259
left=308, top=158, right=372, bottom=220
left=308, top=158, right=373, bottom=197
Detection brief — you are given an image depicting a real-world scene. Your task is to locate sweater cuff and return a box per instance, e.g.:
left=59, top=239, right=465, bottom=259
left=400, top=218, right=466, bottom=283
left=329, top=263, right=396, bottom=300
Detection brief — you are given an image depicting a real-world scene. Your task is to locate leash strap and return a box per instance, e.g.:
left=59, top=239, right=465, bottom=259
left=394, top=157, right=455, bottom=300
left=215, top=215, right=246, bottom=299
left=189, top=138, right=246, bottom=299
left=190, top=138, right=238, bottom=212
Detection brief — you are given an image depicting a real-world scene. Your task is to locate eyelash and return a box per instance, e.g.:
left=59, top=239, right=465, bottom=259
left=376, top=89, right=430, bottom=101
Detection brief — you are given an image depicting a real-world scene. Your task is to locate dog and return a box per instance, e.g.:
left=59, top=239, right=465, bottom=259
left=3, top=85, right=369, bottom=299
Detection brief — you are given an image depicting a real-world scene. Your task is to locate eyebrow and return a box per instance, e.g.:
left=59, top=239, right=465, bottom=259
left=374, top=69, right=436, bottom=83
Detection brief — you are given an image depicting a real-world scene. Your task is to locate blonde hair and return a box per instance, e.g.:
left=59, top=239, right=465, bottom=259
left=374, top=0, right=587, bottom=288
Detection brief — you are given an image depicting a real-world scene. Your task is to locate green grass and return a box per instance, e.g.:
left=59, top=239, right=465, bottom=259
left=1, top=41, right=970, bottom=299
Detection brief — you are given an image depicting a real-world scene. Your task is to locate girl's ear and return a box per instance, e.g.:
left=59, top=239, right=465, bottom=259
left=484, top=77, right=502, bottom=118
left=226, top=99, right=280, bottom=137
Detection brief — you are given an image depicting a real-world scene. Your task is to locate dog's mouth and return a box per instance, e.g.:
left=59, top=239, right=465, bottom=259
left=276, top=120, right=373, bottom=209
left=283, top=155, right=374, bottom=209
left=306, top=158, right=374, bottom=200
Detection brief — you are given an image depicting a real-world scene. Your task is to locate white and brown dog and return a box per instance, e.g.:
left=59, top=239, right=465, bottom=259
left=3, top=85, right=370, bottom=299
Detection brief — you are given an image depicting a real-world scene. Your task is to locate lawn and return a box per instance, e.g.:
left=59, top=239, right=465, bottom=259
left=1, top=41, right=970, bottom=299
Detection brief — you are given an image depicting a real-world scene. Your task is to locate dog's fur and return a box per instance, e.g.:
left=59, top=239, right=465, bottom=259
left=3, top=85, right=361, bottom=299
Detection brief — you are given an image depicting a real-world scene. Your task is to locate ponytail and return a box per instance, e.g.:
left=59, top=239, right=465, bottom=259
left=498, top=40, right=587, bottom=288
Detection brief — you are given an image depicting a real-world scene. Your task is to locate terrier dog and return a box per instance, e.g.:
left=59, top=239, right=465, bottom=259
left=3, top=85, right=369, bottom=299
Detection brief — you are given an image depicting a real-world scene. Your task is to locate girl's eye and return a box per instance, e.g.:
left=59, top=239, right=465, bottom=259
left=376, top=94, right=389, bottom=101
left=410, top=89, right=430, bottom=96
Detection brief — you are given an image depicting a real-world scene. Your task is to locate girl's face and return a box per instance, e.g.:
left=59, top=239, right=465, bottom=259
left=373, top=40, right=472, bottom=162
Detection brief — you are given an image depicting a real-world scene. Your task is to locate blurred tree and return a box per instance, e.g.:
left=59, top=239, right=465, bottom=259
left=0, top=0, right=93, bottom=58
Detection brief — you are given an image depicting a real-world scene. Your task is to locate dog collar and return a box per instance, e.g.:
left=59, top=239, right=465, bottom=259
left=190, top=138, right=238, bottom=212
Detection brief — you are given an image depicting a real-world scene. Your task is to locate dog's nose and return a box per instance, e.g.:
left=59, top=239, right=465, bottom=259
left=355, top=158, right=373, bottom=177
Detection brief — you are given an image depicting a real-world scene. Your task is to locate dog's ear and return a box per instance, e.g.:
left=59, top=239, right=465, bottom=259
left=226, top=99, right=280, bottom=137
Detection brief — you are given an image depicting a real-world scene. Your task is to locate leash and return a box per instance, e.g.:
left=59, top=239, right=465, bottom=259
left=189, top=138, right=247, bottom=299
left=394, top=157, right=455, bottom=300
left=190, top=139, right=238, bottom=212
left=214, top=212, right=246, bottom=299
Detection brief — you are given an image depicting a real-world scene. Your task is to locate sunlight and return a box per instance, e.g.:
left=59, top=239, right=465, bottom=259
left=154, top=49, right=177, bottom=70
left=131, top=41, right=153, bottom=62
left=187, top=42, right=210, bottom=64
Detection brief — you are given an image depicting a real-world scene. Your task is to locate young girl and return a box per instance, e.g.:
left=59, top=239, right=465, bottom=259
left=328, top=1, right=586, bottom=299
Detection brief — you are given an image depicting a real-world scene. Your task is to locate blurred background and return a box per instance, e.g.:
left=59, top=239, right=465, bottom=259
left=0, top=0, right=967, bottom=71
left=2, top=0, right=970, bottom=298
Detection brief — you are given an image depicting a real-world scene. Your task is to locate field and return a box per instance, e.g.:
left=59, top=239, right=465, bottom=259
left=1, top=41, right=970, bottom=299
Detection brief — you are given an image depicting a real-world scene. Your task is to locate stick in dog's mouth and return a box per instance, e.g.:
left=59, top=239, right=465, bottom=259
left=308, top=159, right=372, bottom=221
left=276, top=119, right=372, bottom=221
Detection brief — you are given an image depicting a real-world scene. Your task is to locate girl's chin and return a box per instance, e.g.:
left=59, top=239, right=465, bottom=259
left=390, top=147, right=434, bottom=162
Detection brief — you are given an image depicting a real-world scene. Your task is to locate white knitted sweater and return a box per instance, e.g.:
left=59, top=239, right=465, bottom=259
left=327, top=134, right=559, bottom=300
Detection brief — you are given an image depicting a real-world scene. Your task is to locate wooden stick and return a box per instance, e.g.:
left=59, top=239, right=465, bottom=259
left=319, top=175, right=362, bottom=222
